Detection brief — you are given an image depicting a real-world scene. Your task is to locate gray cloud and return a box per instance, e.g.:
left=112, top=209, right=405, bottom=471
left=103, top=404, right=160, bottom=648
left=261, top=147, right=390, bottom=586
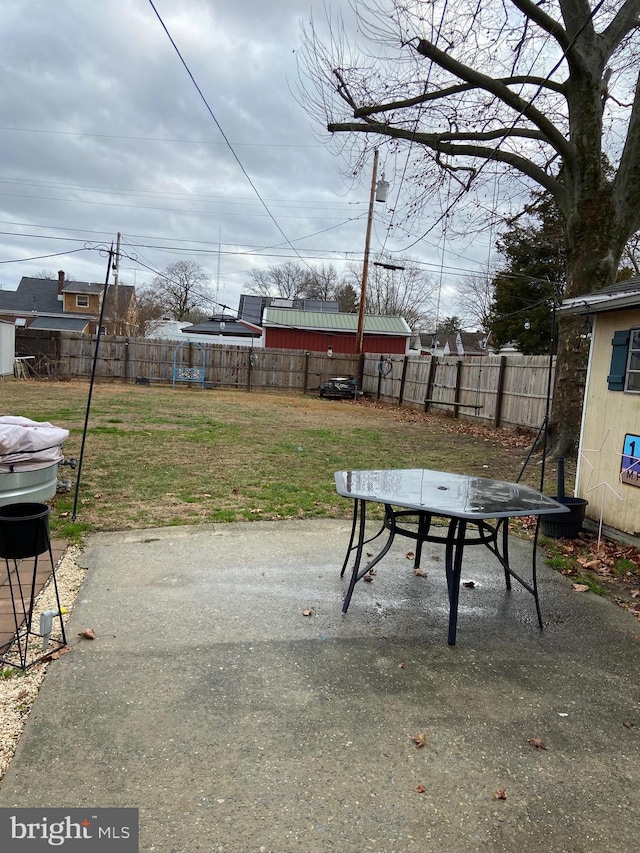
left=0, top=0, right=489, bottom=318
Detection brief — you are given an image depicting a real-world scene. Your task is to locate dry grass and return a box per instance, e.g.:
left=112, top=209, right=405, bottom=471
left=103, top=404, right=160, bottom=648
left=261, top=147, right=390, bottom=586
left=1, top=378, right=554, bottom=539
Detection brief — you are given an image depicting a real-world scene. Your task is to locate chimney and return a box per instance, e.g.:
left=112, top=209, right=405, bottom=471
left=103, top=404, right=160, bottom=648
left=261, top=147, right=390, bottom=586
left=57, top=270, right=65, bottom=295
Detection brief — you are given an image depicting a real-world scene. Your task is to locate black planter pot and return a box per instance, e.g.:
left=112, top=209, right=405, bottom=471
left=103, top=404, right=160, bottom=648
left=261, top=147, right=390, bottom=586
left=0, top=503, right=51, bottom=559
left=540, top=497, right=588, bottom=540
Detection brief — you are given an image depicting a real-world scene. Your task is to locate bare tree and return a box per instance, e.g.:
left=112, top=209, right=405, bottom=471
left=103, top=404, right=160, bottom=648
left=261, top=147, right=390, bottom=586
left=130, top=287, right=166, bottom=337
left=302, top=263, right=344, bottom=301
left=151, top=261, right=213, bottom=321
left=456, top=272, right=495, bottom=332
left=347, top=255, right=437, bottom=330
left=300, top=0, right=640, bottom=456
left=247, top=262, right=310, bottom=299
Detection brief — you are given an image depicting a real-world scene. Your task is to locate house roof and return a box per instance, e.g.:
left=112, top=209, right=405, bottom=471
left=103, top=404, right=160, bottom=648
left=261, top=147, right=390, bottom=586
left=558, top=275, right=640, bottom=316
left=419, top=331, right=487, bottom=354
left=28, top=316, right=91, bottom=332
left=62, top=282, right=104, bottom=295
left=0, top=278, right=62, bottom=314
left=181, top=316, right=262, bottom=337
left=263, top=308, right=411, bottom=336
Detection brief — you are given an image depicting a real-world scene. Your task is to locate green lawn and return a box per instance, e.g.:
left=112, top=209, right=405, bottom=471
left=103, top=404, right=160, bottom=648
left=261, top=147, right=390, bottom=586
left=1, top=379, right=548, bottom=541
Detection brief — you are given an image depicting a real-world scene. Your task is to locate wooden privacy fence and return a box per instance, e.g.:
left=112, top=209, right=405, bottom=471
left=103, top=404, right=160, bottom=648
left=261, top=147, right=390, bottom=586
left=361, top=353, right=554, bottom=430
left=52, top=334, right=359, bottom=394
left=17, top=331, right=554, bottom=431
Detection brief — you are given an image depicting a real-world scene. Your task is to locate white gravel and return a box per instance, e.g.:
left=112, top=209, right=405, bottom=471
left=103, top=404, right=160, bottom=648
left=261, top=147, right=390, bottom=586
left=0, top=546, right=86, bottom=781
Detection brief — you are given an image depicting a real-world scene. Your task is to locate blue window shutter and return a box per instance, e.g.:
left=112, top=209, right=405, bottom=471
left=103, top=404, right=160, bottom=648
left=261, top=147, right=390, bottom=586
left=607, top=330, right=630, bottom=390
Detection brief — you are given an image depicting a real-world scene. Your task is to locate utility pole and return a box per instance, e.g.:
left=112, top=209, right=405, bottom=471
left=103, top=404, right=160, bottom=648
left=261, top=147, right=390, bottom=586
left=355, top=150, right=379, bottom=356
left=113, top=231, right=121, bottom=335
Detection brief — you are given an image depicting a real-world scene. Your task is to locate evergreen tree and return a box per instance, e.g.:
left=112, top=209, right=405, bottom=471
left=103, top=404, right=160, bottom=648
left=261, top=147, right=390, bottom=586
left=488, top=190, right=565, bottom=354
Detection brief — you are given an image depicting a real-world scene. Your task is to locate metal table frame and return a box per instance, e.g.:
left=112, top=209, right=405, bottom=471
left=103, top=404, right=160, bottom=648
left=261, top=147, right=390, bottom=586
left=335, top=469, right=569, bottom=645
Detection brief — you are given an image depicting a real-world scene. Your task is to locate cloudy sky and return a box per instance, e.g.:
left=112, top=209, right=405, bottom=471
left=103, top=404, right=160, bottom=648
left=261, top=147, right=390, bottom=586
left=0, top=0, right=493, bottom=319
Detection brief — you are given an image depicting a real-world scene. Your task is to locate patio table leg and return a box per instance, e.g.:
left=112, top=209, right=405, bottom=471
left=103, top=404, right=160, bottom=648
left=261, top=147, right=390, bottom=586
left=445, top=519, right=467, bottom=646
left=342, top=504, right=397, bottom=613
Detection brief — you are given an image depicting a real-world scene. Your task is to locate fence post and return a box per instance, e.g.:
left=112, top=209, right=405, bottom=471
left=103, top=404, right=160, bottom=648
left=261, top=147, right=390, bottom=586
left=424, top=356, right=437, bottom=412
left=494, top=355, right=507, bottom=428
left=453, top=360, right=463, bottom=419
left=124, top=339, right=129, bottom=383
left=303, top=351, right=310, bottom=393
left=398, top=355, right=409, bottom=406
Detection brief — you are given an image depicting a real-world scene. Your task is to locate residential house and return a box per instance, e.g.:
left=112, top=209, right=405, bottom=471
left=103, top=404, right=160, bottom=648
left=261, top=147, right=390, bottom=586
left=0, top=271, right=137, bottom=335
left=558, top=276, right=640, bottom=539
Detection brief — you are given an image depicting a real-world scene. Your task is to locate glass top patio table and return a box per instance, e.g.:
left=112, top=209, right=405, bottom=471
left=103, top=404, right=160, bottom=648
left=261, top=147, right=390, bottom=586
left=334, top=469, right=569, bottom=644
left=334, top=469, right=566, bottom=519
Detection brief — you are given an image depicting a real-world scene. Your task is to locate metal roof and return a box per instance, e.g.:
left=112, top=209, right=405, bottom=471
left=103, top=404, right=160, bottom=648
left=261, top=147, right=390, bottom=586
left=263, top=308, right=411, bottom=336
left=558, top=277, right=640, bottom=317
left=28, top=316, right=91, bottom=332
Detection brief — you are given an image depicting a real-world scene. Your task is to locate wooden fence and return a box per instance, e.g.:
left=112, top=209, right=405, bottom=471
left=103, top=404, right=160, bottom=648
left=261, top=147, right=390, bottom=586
left=15, top=331, right=554, bottom=431
left=362, top=353, right=554, bottom=430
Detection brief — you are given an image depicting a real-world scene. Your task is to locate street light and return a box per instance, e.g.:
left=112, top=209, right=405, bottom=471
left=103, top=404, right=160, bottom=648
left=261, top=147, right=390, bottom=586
left=373, top=262, right=406, bottom=271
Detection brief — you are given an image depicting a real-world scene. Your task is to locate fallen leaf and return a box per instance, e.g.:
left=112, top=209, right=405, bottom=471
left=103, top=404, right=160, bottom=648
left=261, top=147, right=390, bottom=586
left=494, top=788, right=508, bottom=800
left=631, top=590, right=640, bottom=598
left=302, top=609, right=313, bottom=617
left=414, top=784, right=426, bottom=794
left=414, top=568, right=428, bottom=577
left=397, top=662, right=406, bottom=669
left=406, top=551, right=415, bottom=560
left=43, top=645, right=71, bottom=661
left=78, top=628, right=96, bottom=640
left=527, top=737, right=547, bottom=750
left=572, top=583, right=590, bottom=592
left=463, top=580, right=476, bottom=589
left=363, top=574, right=373, bottom=583
left=411, top=731, right=426, bottom=749
left=16, top=689, right=28, bottom=700
left=623, top=721, right=636, bottom=728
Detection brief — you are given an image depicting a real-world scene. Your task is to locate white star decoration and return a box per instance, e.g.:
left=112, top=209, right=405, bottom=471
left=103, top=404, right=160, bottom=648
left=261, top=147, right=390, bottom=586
left=579, top=428, right=626, bottom=545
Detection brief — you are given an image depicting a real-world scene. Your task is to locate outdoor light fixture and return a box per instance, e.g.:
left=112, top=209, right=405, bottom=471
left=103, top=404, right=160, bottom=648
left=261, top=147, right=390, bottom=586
left=524, top=318, right=531, bottom=330
left=327, top=345, right=333, bottom=358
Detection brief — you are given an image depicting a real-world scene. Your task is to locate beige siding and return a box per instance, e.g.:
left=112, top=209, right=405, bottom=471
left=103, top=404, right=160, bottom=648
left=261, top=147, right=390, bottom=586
left=578, top=311, right=640, bottom=535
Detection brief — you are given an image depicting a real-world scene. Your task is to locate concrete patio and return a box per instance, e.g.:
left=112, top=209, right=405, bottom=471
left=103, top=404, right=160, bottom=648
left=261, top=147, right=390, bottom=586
left=0, top=518, right=639, bottom=852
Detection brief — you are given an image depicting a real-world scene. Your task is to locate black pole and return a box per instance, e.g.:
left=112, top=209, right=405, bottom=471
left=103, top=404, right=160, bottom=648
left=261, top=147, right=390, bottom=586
left=538, top=297, right=557, bottom=494
left=72, top=247, right=114, bottom=520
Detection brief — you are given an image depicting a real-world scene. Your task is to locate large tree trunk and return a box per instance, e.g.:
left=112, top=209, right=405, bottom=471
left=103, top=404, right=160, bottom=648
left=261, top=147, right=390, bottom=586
left=549, top=188, right=625, bottom=458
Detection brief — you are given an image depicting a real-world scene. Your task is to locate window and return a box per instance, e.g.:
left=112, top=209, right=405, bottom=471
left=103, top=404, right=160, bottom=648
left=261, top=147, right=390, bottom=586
left=76, top=294, right=89, bottom=307
left=608, top=329, right=630, bottom=391
left=626, top=329, right=640, bottom=392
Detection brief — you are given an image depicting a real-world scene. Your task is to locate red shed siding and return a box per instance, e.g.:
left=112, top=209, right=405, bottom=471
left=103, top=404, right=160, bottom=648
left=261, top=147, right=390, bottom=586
left=264, top=328, right=407, bottom=354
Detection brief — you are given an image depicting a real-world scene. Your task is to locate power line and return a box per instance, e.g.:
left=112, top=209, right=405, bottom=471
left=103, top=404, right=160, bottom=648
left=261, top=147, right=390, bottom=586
left=0, top=125, right=324, bottom=149
left=0, top=247, right=88, bottom=265
left=0, top=175, right=365, bottom=209
left=146, top=0, right=314, bottom=272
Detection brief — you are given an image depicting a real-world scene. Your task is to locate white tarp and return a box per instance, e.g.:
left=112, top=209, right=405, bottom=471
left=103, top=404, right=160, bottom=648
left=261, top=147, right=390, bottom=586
left=0, top=416, right=69, bottom=472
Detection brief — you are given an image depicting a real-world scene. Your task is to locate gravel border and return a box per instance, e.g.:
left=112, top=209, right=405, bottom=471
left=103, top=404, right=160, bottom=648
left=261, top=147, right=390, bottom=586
left=0, top=546, right=86, bottom=782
